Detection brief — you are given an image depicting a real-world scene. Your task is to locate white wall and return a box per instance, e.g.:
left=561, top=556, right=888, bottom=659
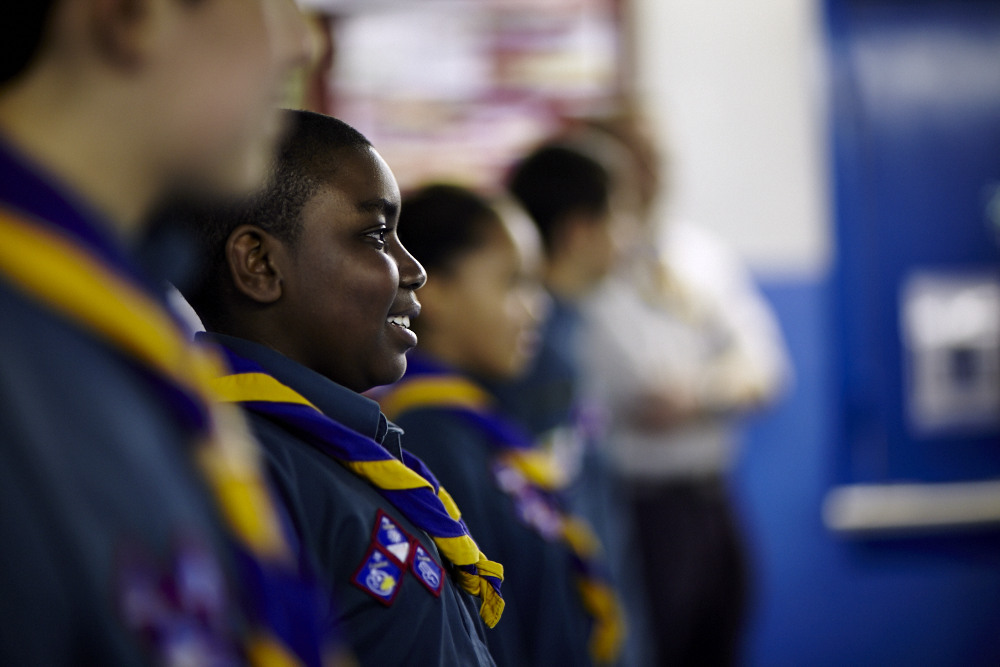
left=628, top=0, right=830, bottom=277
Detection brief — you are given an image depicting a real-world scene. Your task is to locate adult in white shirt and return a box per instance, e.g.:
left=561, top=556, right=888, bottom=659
left=575, top=113, right=790, bottom=667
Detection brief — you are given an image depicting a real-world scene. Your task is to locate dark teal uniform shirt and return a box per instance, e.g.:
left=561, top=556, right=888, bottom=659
left=203, top=334, right=496, bottom=667
left=0, top=137, right=264, bottom=665
left=391, top=355, right=594, bottom=667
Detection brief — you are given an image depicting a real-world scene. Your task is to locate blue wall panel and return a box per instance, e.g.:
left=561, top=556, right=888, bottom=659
left=713, top=3, right=1000, bottom=663
left=827, top=0, right=1000, bottom=483
left=733, top=278, right=1000, bottom=665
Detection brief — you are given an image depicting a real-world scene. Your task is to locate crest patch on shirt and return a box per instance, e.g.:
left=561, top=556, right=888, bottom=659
left=371, top=509, right=412, bottom=564
left=494, top=463, right=563, bottom=540
left=411, top=544, right=444, bottom=597
left=116, top=537, right=238, bottom=663
left=352, top=546, right=403, bottom=606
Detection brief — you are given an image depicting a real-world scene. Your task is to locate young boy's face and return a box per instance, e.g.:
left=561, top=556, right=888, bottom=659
left=276, top=145, right=426, bottom=392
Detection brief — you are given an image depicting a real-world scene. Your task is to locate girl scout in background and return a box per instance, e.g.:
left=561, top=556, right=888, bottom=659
left=377, top=184, right=626, bottom=666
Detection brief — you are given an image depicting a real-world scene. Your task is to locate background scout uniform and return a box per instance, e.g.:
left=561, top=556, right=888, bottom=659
left=486, top=294, right=652, bottom=667
left=202, top=333, right=499, bottom=667
left=0, top=138, right=326, bottom=665
left=379, top=353, right=624, bottom=667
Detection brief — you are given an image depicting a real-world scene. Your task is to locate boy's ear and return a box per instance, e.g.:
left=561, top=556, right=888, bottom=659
left=225, top=225, right=285, bottom=304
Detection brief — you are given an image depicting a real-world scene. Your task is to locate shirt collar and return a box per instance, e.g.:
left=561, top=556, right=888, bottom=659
left=201, top=332, right=402, bottom=456
left=0, top=130, right=141, bottom=279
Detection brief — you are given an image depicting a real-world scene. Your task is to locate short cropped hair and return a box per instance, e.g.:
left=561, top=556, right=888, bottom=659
left=397, top=184, right=501, bottom=276
left=176, top=109, right=371, bottom=322
left=1, top=1, right=58, bottom=85
left=505, top=143, right=612, bottom=255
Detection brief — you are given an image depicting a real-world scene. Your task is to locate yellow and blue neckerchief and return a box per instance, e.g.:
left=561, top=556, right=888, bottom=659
left=378, top=356, right=626, bottom=664
left=0, top=198, right=327, bottom=666
left=209, top=348, right=506, bottom=629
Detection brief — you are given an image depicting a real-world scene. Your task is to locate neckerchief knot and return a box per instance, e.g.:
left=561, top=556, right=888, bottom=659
left=209, top=351, right=505, bottom=628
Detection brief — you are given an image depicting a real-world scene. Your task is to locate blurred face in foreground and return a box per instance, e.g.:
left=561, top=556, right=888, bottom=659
left=0, top=0, right=312, bottom=231
left=154, top=0, right=313, bottom=197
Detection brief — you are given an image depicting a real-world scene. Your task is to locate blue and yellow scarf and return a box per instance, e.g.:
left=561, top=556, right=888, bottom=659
left=0, top=205, right=325, bottom=666
left=209, top=349, right=506, bottom=629
left=378, top=357, right=626, bottom=664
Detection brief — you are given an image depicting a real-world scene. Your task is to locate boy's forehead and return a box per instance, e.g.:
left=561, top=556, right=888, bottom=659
left=304, top=178, right=399, bottom=224
left=315, top=146, right=400, bottom=207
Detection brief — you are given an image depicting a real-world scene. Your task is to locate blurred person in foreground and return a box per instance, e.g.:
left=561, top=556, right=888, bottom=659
left=0, top=1, right=335, bottom=664
left=376, top=183, right=626, bottom=666
left=178, top=110, right=501, bottom=666
left=572, top=112, right=791, bottom=666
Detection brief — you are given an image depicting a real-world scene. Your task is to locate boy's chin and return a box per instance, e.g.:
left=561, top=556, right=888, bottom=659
left=367, top=355, right=409, bottom=390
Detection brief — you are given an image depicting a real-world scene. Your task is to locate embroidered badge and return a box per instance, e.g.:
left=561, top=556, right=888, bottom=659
left=494, top=463, right=563, bottom=539
left=372, top=509, right=412, bottom=564
left=411, top=544, right=444, bottom=597
left=352, top=547, right=404, bottom=606
left=116, top=537, right=238, bottom=664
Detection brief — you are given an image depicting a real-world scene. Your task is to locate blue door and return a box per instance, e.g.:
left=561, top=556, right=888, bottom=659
left=828, top=0, right=1000, bottom=491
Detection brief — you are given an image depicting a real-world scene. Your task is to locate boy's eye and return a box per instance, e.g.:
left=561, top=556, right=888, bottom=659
left=365, top=228, right=387, bottom=250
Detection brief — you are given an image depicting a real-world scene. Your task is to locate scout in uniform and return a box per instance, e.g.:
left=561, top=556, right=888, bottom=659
left=493, top=137, right=655, bottom=666
left=375, top=184, right=625, bottom=666
left=0, top=0, right=331, bottom=664
left=179, top=109, right=503, bottom=666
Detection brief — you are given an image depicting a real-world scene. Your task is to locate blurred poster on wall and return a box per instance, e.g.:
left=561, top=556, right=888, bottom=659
left=305, top=0, right=628, bottom=192
left=902, top=271, right=1000, bottom=434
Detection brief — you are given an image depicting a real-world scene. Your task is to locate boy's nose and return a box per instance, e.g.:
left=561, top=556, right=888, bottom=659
left=397, top=246, right=427, bottom=290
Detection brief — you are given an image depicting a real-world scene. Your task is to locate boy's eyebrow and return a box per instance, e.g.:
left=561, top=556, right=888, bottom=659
left=358, top=197, right=399, bottom=218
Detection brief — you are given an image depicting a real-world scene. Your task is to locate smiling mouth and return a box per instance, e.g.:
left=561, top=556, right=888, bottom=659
left=387, top=315, right=411, bottom=329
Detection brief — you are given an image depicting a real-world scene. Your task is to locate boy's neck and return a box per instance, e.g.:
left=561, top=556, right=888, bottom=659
left=0, top=74, right=160, bottom=240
